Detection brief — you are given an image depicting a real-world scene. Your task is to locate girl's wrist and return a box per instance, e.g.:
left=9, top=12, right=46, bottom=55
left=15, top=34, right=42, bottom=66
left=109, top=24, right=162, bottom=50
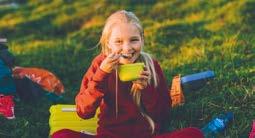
left=99, top=65, right=111, bottom=73
left=93, top=67, right=110, bottom=82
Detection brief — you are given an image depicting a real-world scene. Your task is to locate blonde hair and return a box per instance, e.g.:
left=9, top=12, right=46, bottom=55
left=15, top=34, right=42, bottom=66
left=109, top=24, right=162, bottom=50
left=100, top=10, right=143, bottom=55
left=99, top=10, right=159, bottom=134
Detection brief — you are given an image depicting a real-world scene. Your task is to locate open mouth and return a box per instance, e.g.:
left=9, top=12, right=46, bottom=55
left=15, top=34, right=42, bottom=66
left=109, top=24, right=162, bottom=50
left=121, top=53, right=134, bottom=59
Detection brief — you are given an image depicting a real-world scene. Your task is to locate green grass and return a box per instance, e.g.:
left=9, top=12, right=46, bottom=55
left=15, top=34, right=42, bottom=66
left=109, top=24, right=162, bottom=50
left=0, top=0, right=254, bottom=137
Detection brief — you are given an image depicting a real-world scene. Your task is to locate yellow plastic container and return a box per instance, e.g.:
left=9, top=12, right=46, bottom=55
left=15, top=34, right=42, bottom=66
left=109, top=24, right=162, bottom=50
left=49, top=104, right=99, bottom=135
left=117, top=63, right=145, bottom=82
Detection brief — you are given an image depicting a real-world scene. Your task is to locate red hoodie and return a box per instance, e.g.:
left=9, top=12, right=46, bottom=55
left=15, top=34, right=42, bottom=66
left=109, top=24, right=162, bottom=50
left=75, top=54, right=171, bottom=138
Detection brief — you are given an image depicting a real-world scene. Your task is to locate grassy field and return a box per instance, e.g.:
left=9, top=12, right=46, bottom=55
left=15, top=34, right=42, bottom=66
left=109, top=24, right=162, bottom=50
left=0, top=0, right=254, bottom=137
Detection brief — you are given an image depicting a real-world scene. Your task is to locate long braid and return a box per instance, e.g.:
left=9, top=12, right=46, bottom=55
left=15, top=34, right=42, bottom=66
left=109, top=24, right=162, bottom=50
left=130, top=52, right=158, bottom=134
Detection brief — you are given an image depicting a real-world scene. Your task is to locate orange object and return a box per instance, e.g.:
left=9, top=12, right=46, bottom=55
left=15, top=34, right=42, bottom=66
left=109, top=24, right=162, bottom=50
left=169, top=75, right=185, bottom=107
left=12, top=67, right=64, bottom=95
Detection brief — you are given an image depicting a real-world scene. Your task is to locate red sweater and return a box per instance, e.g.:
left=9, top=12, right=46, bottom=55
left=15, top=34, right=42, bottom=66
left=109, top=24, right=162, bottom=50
left=75, top=54, right=171, bottom=138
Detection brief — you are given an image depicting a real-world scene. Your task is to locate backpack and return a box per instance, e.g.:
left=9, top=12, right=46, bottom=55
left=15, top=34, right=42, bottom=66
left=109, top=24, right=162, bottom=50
left=0, top=43, right=16, bottom=95
left=0, top=43, right=15, bottom=68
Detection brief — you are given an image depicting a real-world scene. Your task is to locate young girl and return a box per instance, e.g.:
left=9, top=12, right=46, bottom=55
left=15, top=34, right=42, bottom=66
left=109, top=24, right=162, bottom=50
left=52, top=10, right=204, bottom=138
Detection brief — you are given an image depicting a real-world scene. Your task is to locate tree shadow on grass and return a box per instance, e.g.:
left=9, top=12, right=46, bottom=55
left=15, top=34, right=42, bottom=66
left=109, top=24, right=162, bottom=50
left=240, top=0, right=255, bottom=36
left=69, top=26, right=102, bottom=49
left=1, top=12, right=85, bottom=40
left=242, top=1, right=255, bottom=25
left=155, top=21, right=212, bottom=46
left=146, top=21, right=212, bottom=62
left=1, top=14, right=67, bottom=40
left=14, top=40, right=98, bottom=89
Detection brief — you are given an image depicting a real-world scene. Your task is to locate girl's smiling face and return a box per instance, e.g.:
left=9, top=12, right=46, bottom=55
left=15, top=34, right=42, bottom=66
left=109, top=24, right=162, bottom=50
left=108, top=23, right=143, bottom=64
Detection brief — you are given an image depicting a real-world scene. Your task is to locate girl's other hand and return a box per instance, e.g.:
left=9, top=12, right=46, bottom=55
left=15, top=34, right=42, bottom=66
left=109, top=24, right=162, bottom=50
left=131, top=67, right=150, bottom=92
left=100, top=53, right=121, bottom=73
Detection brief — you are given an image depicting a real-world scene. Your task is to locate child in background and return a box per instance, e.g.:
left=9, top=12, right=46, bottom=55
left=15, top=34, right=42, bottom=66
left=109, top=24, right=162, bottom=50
left=52, top=10, right=204, bottom=138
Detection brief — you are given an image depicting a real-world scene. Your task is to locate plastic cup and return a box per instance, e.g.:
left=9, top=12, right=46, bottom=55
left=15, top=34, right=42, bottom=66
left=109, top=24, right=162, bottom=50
left=117, top=63, right=144, bottom=82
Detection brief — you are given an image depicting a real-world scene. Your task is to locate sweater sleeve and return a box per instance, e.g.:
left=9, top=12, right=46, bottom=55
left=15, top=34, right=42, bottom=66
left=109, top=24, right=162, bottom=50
left=154, top=60, right=172, bottom=133
left=75, top=55, right=109, bottom=119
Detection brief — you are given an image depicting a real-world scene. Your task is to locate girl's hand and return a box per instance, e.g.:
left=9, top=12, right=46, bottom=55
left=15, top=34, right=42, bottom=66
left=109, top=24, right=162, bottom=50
left=100, top=53, right=121, bottom=73
left=131, top=67, right=150, bottom=93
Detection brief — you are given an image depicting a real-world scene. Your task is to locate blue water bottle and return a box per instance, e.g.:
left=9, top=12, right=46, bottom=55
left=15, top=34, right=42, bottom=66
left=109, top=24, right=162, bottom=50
left=201, top=112, right=234, bottom=138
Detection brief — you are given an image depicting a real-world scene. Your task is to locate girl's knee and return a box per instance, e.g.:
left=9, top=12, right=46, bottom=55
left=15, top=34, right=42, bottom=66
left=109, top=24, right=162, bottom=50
left=156, top=127, right=204, bottom=138
left=179, top=127, right=204, bottom=138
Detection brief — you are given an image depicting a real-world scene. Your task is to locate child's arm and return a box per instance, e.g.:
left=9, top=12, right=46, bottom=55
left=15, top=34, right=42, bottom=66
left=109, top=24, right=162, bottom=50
left=75, top=56, right=109, bottom=119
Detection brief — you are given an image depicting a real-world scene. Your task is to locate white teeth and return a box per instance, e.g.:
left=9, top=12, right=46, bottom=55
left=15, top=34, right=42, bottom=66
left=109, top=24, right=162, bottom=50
left=121, top=53, right=132, bottom=58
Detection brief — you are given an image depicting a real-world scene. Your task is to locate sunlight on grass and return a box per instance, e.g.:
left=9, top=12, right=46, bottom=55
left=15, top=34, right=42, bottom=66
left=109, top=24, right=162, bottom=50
left=204, top=1, right=245, bottom=32
left=30, top=0, right=62, bottom=18
left=0, top=13, right=25, bottom=28
left=217, top=1, right=245, bottom=24
left=222, top=35, right=238, bottom=49
left=205, top=19, right=225, bottom=32
left=52, top=1, right=103, bottom=28
left=32, top=3, right=53, bottom=14
left=184, top=12, right=204, bottom=23
left=11, top=40, right=60, bottom=54
left=81, top=15, right=104, bottom=29
left=221, top=34, right=239, bottom=58
left=144, top=19, right=180, bottom=37
left=164, top=38, right=206, bottom=68
left=53, top=13, right=72, bottom=26
left=151, top=1, right=171, bottom=17
left=180, top=0, right=200, bottom=10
